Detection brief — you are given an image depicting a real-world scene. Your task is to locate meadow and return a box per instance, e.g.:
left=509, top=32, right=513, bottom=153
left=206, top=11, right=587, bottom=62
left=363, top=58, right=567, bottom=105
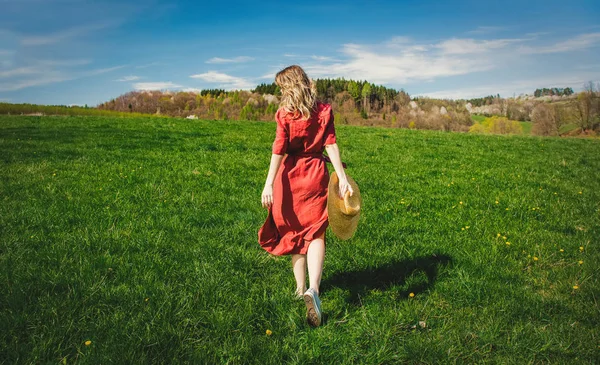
left=0, top=115, right=598, bottom=364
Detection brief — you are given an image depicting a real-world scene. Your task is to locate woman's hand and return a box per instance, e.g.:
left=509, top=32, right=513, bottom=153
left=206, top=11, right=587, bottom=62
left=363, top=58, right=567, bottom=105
left=338, top=177, right=354, bottom=199
left=261, top=184, right=274, bottom=209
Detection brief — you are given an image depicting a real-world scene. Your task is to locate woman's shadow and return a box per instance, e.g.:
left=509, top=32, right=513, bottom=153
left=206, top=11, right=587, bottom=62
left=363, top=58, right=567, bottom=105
left=322, top=254, right=451, bottom=306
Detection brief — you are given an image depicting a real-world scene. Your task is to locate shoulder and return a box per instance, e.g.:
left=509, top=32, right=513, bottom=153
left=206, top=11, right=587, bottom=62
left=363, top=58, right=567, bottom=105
left=275, top=108, right=290, bottom=124
left=315, top=101, right=333, bottom=122
left=316, top=101, right=331, bottom=115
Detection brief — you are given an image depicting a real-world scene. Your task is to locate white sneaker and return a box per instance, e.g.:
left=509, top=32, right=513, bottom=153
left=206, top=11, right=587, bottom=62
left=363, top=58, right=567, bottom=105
left=303, top=288, right=322, bottom=327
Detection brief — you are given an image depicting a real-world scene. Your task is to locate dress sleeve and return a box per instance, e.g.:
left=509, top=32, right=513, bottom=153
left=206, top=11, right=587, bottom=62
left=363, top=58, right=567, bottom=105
left=324, top=108, right=337, bottom=145
left=272, top=112, right=289, bottom=155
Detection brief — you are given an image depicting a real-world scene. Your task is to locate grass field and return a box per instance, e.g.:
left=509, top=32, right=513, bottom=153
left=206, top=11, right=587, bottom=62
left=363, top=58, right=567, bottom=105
left=1, top=115, right=599, bottom=364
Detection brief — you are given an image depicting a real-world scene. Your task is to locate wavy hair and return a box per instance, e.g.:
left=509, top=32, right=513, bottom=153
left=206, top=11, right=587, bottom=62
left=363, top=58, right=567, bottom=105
left=275, top=65, right=317, bottom=120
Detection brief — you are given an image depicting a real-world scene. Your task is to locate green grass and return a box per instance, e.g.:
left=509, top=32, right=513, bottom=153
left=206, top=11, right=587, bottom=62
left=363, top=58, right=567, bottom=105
left=471, top=114, right=486, bottom=123
left=1, top=115, right=599, bottom=364
left=520, top=121, right=533, bottom=134
left=0, top=102, right=162, bottom=118
left=560, top=123, right=580, bottom=135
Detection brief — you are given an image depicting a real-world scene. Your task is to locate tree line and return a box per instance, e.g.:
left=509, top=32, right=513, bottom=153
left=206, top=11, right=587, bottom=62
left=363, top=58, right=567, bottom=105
left=2, top=80, right=598, bottom=137
left=531, top=82, right=599, bottom=135
left=253, top=78, right=409, bottom=116
left=94, top=78, right=472, bottom=132
left=533, top=87, right=574, bottom=97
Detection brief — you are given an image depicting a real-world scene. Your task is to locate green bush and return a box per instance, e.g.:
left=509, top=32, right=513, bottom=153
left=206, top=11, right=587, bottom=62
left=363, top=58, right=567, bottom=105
left=469, top=116, right=523, bottom=135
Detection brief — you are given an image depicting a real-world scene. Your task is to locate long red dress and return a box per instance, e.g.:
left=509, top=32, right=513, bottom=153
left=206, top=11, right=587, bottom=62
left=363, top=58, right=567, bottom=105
left=258, top=101, right=337, bottom=256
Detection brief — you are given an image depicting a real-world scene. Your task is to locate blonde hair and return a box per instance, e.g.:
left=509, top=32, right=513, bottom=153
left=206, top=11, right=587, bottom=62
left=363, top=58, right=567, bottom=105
left=275, top=65, right=317, bottom=120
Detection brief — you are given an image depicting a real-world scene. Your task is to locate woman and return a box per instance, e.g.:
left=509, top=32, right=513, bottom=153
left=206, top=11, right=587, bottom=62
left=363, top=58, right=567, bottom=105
left=258, top=65, right=353, bottom=327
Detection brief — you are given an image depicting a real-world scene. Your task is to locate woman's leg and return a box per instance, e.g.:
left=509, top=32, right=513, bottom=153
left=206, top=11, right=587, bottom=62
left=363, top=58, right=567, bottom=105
left=291, top=254, right=307, bottom=297
left=306, top=233, right=325, bottom=294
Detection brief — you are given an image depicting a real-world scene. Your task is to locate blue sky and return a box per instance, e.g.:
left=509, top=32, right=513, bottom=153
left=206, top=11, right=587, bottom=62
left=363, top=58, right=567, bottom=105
left=1, top=0, right=599, bottom=105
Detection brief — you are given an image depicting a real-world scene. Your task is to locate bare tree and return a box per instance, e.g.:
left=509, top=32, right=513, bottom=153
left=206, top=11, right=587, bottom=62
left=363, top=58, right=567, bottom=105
left=531, top=103, right=558, bottom=136
left=575, top=81, right=599, bottom=132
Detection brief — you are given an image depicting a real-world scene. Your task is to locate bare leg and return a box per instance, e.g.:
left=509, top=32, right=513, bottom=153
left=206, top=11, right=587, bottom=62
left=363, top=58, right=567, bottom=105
left=291, top=254, right=307, bottom=297
left=306, top=233, right=325, bottom=295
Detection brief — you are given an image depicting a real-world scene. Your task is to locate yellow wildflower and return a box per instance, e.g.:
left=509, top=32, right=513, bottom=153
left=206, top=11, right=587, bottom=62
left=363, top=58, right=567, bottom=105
left=533, top=257, right=538, bottom=261
left=573, top=285, right=579, bottom=290
left=409, top=292, right=415, bottom=298
left=266, top=329, right=273, bottom=336
left=559, top=249, right=564, bottom=252
left=506, top=242, right=511, bottom=246
left=578, top=260, right=583, bottom=265
left=85, top=340, right=92, bottom=346
left=579, top=246, right=584, bottom=252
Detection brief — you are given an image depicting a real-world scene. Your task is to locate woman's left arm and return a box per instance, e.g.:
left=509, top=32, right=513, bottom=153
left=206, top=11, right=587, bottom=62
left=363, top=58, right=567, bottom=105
left=325, top=143, right=354, bottom=198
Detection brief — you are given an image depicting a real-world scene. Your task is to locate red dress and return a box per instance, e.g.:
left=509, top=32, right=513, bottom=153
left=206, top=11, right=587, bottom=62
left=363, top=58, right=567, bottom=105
left=258, top=102, right=337, bottom=256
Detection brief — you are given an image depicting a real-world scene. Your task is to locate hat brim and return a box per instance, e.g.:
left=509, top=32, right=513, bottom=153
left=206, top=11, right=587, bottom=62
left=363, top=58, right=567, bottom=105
left=328, top=171, right=361, bottom=240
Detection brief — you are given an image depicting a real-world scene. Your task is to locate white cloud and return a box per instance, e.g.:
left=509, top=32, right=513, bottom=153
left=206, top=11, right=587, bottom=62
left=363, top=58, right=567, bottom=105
left=190, top=71, right=254, bottom=90
left=310, top=55, right=341, bottom=62
left=0, top=60, right=92, bottom=79
left=115, top=75, right=140, bottom=82
left=0, top=75, right=71, bottom=92
left=259, top=72, right=276, bottom=80
left=0, top=62, right=124, bottom=91
left=525, top=32, right=551, bottom=38
left=436, top=37, right=527, bottom=55
left=20, top=23, right=115, bottom=46
left=0, top=49, right=15, bottom=68
left=519, top=33, right=600, bottom=54
left=301, top=32, right=600, bottom=86
left=304, top=41, right=497, bottom=85
left=36, top=59, right=92, bottom=67
left=87, top=65, right=125, bottom=76
left=135, top=62, right=161, bottom=69
left=206, top=56, right=254, bottom=64
left=466, top=26, right=508, bottom=35
left=133, top=81, right=182, bottom=91
left=0, top=67, right=43, bottom=78
left=417, top=73, right=600, bottom=99
left=182, top=87, right=202, bottom=93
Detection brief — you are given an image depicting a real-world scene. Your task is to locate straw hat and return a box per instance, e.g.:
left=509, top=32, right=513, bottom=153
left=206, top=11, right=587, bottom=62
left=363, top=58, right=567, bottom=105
left=328, top=171, right=362, bottom=240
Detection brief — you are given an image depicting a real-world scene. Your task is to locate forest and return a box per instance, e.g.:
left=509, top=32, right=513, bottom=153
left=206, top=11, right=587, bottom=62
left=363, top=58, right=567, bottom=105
left=94, top=78, right=599, bottom=136
left=1, top=79, right=598, bottom=136
left=96, top=78, right=472, bottom=132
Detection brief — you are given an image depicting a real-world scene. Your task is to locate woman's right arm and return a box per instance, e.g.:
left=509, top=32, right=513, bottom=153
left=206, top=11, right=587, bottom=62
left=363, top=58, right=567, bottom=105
left=262, top=154, right=284, bottom=209
left=263, top=111, right=288, bottom=209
